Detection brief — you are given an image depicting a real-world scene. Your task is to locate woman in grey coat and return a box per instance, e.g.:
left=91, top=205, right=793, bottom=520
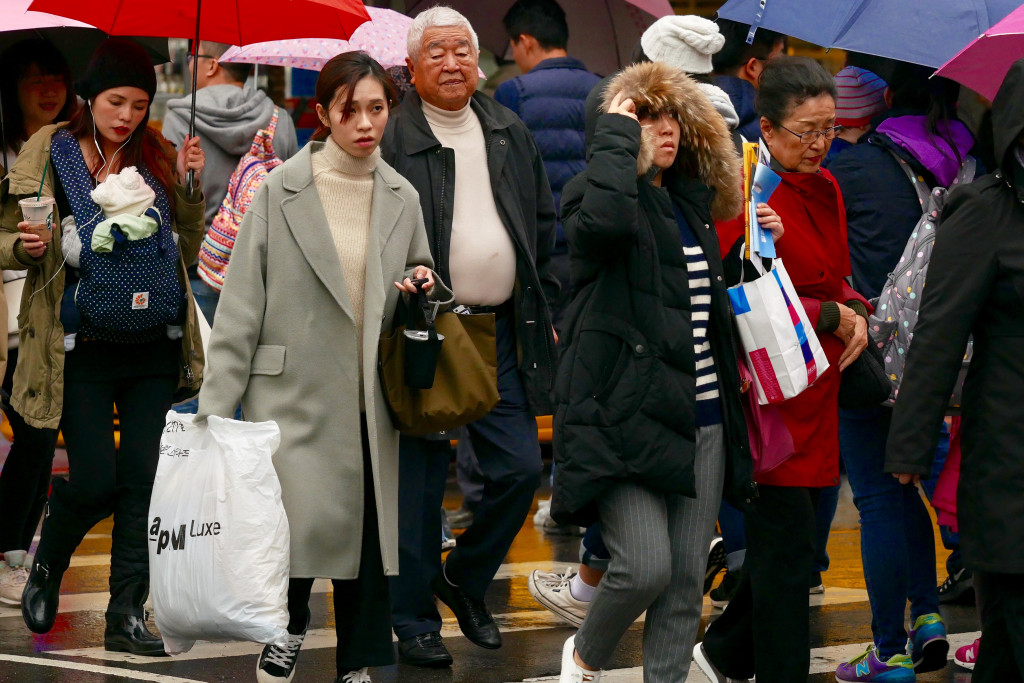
left=196, top=53, right=450, bottom=683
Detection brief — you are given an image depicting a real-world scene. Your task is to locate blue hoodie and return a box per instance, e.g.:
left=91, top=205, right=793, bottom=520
left=715, top=75, right=760, bottom=142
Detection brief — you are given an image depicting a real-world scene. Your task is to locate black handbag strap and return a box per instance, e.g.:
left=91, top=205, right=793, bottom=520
left=393, top=285, right=440, bottom=342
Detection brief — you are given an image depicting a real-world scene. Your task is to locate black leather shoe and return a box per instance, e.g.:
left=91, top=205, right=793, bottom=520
left=398, top=631, right=454, bottom=668
left=431, top=573, right=501, bottom=649
left=104, top=613, right=167, bottom=656
left=21, top=561, right=63, bottom=634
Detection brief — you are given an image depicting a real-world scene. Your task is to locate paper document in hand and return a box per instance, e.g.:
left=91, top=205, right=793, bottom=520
left=749, top=160, right=782, bottom=258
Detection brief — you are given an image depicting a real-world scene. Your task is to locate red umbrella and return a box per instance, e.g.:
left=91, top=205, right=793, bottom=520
left=28, top=0, right=370, bottom=188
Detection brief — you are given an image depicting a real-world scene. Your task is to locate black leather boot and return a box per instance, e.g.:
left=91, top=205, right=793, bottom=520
left=21, top=560, right=65, bottom=634
left=104, top=612, right=167, bottom=656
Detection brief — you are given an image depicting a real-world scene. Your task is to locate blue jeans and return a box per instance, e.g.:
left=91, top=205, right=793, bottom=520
left=839, top=405, right=940, bottom=658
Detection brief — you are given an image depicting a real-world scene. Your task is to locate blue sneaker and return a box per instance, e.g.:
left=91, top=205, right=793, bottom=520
left=907, top=613, right=948, bottom=673
left=835, top=645, right=915, bottom=682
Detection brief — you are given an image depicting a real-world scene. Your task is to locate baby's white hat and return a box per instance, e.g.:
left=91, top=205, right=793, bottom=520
left=90, top=166, right=156, bottom=218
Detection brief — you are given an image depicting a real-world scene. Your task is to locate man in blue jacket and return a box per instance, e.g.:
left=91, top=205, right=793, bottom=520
left=495, top=0, right=600, bottom=332
left=711, top=18, right=786, bottom=142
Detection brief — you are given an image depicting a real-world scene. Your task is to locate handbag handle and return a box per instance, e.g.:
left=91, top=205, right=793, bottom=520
left=394, top=284, right=440, bottom=344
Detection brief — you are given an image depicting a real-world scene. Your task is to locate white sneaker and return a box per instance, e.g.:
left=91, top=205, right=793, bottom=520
left=339, top=668, right=371, bottom=683
left=559, top=635, right=601, bottom=683
left=533, top=499, right=584, bottom=535
left=693, top=642, right=752, bottom=683
left=0, top=550, right=30, bottom=606
left=528, top=568, right=589, bottom=627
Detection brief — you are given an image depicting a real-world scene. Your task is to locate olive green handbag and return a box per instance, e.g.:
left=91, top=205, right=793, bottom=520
left=379, top=291, right=499, bottom=435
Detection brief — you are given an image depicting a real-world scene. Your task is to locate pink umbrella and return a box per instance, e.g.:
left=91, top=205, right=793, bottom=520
left=2, top=0, right=92, bottom=30
left=219, top=6, right=486, bottom=78
left=219, top=6, right=411, bottom=71
left=936, top=3, right=1024, bottom=101
left=403, top=0, right=674, bottom=75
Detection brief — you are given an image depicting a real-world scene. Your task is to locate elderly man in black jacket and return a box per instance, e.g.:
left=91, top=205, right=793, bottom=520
left=381, top=6, right=558, bottom=669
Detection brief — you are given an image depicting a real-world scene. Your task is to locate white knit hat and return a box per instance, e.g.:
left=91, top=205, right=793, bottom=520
left=640, top=15, right=724, bottom=75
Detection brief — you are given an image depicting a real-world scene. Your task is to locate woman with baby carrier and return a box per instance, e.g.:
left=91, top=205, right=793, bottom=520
left=0, top=38, right=205, bottom=654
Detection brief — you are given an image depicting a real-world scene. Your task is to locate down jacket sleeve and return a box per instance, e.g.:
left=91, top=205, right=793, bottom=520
left=560, top=114, right=641, bottom=281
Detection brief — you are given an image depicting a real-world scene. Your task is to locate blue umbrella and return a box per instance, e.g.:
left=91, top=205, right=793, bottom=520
left=717, top=0, right=1023, bottom=67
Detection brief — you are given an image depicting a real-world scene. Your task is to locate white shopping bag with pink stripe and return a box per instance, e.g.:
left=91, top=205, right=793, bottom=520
left=727, top=259, right=829, bottom=405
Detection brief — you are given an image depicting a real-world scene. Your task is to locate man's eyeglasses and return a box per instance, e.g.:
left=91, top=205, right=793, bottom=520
left=186, top=54, right=215, bottom=63
left=777, top=123, right=843, bottom=145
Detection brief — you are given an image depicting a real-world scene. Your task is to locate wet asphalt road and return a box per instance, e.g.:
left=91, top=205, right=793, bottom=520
left=0, top=461, right=982, bottom=683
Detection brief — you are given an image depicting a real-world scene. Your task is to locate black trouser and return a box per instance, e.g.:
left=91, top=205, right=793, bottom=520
left=37, top=371, right=176, bottom=616
left=0, top=348, right=59, bottom=552
left=702, top=484, right=821, bottom=682
left=973, top=570, right=1024, bottom=682
left=390, top=314, right=542, bottom=640
left=286, top=420, right=394, bottom=674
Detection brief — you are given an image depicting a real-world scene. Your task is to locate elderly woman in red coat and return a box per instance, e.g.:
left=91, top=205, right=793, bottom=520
left=695, top=56, right=869, bottom=683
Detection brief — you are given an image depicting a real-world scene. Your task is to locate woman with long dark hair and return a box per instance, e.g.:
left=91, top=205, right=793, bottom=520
left=197, top=51, right=450, bottom=683
left=0, top=38, right=76, bottom=608
left=0, top=38, right=205, bottom=654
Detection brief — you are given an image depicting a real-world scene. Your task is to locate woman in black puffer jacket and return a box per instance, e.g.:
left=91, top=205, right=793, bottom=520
left=550, top=61, right=778, bottom=682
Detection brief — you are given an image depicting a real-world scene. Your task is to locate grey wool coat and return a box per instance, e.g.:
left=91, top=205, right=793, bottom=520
left=197, top=142, right=451, bottom=579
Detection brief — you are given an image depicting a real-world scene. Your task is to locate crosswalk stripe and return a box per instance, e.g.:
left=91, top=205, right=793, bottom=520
left=0, top=653, right=204, bottom=682
left=513, top=631, right=983, bottom=682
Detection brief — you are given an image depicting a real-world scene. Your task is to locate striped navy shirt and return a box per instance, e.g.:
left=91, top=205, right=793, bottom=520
left=673, top=206, right=722, bottom=427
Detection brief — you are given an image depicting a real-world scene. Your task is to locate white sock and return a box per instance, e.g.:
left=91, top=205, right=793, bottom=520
left=569, top=571, right=596, bottom=602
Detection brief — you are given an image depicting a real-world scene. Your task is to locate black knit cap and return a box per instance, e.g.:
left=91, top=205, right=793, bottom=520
left=75, top=38, right=157, bottom=101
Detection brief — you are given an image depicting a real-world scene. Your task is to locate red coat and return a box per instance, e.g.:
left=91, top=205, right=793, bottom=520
left=719, top=168, right=865, bottom=488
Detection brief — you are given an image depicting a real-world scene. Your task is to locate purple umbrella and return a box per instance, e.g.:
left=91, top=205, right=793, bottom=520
left=403, top=0, right=674, bottom=76
left=936, top=4, right=1024, bottom=101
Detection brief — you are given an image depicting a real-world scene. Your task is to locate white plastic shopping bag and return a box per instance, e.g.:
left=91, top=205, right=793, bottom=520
left=149, top=411, right=290, bottom=654
left=727, top=259, right=829, bottom=405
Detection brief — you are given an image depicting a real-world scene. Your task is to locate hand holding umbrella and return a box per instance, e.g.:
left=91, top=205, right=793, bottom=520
left=176, top=135, right=204, bottom=191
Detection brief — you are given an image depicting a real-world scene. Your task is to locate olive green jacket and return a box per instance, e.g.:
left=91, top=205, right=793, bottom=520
left=0, top=123, right=206, bottom=429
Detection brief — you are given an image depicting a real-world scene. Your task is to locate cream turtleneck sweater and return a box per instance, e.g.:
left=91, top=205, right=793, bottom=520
left=312, top=138, right=378, bottom=391
left=421, top=99, right=516, bottom=306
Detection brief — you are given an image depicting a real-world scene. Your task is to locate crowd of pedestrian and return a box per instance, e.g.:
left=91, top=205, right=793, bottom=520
left=0, top=1, right=1022, bottom=682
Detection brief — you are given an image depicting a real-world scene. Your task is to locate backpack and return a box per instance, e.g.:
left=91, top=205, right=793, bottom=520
left=49, top=130, right=183, bottom=341
left=868, top=150, right=976, bottom=407
left=198, top=107, right=283, bottom=292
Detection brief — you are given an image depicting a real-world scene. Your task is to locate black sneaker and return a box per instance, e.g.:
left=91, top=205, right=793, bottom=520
left=256, top=616, right=309, bottom=683
left=709, top=569, right=741, bottom=609
left=431, top=571, right=501, bottom=649
left=938, top=568, right=975, bottom=605
left=336, top=668, right=371, bottom=683
left=704, top=537, right=727, bottom=594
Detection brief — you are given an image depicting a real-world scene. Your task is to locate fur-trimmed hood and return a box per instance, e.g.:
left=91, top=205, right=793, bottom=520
left=601, top=62, right=743, bottom=220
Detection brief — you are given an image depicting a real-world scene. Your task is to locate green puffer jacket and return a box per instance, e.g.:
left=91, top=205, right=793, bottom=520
left=0, top=123, right=205, bottom=429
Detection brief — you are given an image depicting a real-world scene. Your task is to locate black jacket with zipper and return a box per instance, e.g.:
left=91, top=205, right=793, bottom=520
left=551, top=112, right=755, bottom=527
left=381, top=90, right=559, bottom=415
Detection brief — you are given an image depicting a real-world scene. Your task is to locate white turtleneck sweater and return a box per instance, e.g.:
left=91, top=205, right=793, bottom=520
left=421, top=99, right=516, bottom=306
left=312, top=137, right=378, bottom=400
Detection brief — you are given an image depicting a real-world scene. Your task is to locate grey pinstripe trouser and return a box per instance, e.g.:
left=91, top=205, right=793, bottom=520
left=574, top=423, right=726, bottom=682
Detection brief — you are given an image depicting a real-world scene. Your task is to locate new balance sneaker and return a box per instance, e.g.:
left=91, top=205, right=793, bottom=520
left=937, top=568, right=974, bottom=605
left=558, top=635, right=601, bottom=683
left=446, top=506, right=475, bottom=530
left=907, top=613, right=948, bottom=673
left=528, top=568, right=588, bottom=627
left=0, top=550, right=30, bottom=606
left=704, top=537, right=727, bottom=594
left=953, top=638, right=979, bottom=670
left=441, top=511, right=457, bottom=552
left=692, top=642, right=752, bottom=683
left=337, top=668, right=371, bottom=683
left=835, top=645, right=915, bottom=682
left=709, top=569, right=741, bottom=609
left=256, top=616, right=309, bottom=683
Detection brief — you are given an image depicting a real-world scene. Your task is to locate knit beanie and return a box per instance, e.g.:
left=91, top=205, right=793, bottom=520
left=75, top=39, right=157, bottom=101
left=834, top=66, right=889, bottom=128
left=640, top=15, right=724, bottom=75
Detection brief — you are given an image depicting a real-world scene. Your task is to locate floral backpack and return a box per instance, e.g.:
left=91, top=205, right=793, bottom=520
left=868, top=150, right=975, bottom=407
left=198, top=107, right=282, bottom=292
